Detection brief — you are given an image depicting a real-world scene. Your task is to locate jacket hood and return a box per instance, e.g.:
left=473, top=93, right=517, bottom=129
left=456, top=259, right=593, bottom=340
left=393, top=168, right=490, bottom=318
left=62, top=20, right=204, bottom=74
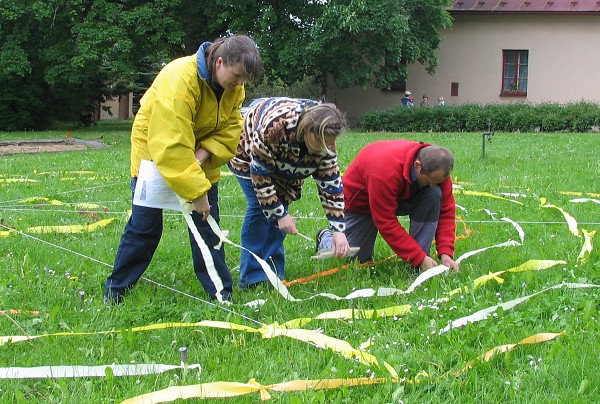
left=196, top=42, right=211, bottom=80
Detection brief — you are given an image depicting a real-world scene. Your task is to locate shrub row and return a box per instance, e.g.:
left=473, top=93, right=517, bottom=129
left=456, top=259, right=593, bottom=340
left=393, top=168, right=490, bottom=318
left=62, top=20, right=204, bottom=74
left=360, top=102, right=600, bottom=133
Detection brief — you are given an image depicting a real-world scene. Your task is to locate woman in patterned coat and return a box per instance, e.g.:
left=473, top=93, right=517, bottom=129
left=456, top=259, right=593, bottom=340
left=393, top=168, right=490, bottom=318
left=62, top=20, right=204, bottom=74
left=228, top=97, right=350, bottom=288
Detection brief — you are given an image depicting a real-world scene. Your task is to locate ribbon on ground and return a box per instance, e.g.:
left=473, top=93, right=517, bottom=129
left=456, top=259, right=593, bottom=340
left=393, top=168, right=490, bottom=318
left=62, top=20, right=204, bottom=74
left=314, top=305, right=412, bottom=321
left=17, top=196, right=63, bottom=205
left=302, top=259, right=559, bottom=324
left=482, top=209, right=525, bottom=245
left=439, top=283, right=600, bottom=334
left=560, top=191, right=600, bottom=198
left=540, top=198, right=595, bottom=262
left=120, top=330, right=566, bottom=402
left=577, top=229, right=596, bottom=263
left=0, top=322, right=203, bottom=347
left=570, top=198, right=600, bottom=205
left=0, top=178, right=37, bottom=183
left=121, top=376, right=394, bottom=403
left=455, top=215, right=474, bottom=240
left=1, top=218, right=116, bottom=238
left=0, top=317, right=399, bottom=378
left=0, top=363, right=200, bottom=379
left=447, top=259, right=566, bottom=296
left=1, top=309, right=41, bottom=316
left=205, top=215, right=522, bottom=303
left=283, top=256, right=397, bottom=287
left=194, top=320, right=399, bottom=379
left=284, top=214, right=472, bottom=288
left=540, top=197, right=579, bottom=236
left=13, top=196, right=105, bottom=210
left=456, top=190, right=524, bottom=205
left=447, top=331, right=566, bottom=377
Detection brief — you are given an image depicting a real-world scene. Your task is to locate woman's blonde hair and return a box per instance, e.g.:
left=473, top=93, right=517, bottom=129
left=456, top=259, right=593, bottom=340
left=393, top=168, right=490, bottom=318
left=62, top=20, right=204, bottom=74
left=297, top=103, right=347, bottom=154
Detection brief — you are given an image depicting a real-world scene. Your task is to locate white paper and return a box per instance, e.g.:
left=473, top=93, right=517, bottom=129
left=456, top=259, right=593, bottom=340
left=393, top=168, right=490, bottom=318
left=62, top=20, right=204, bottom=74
left=312, top=247, right=361, bottom=260
left=133, top=160, right=184, bottom=212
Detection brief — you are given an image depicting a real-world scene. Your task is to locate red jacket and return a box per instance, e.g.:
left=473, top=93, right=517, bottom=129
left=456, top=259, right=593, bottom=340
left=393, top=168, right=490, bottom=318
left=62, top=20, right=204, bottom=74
left=343, top=140, right=455, bottom=266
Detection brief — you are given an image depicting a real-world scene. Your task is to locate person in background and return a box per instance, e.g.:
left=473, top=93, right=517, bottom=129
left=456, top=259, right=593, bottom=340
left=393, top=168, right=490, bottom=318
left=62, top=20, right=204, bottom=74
left=228, top=97, right=350, bottom=289
left=105, top=35, right=263, bottom=303
left=401, top=91, right=414, bottom=108
left=420, top=94, right=432, bottom=108
left=438, top=96, right=446, bottom=106
left=317, top=140, right=459, bottom=273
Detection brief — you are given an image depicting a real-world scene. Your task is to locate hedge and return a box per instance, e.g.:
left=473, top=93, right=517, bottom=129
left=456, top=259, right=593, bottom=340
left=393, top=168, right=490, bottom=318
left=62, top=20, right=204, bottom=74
left=361, top=101, right=600, bottom=133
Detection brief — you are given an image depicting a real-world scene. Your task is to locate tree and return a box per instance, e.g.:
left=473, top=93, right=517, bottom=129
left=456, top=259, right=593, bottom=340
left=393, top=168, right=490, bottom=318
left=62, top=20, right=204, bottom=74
left=0, top=0, right=186, bottom=130
left=220, top=0, right=451, bottom=92
left=0, top=0, right=452, bottom=130
left=307, top=0, right=452, bottom=90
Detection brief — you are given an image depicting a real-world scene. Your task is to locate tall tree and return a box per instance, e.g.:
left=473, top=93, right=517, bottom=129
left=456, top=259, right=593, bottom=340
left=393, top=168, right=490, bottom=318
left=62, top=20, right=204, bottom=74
left=0, top=0, right=451, bottom=130
left=307, top=0, right=452, bottom=90
left=0, top=0, right=186, bottom=130
left=220, top=0, right=451, bottom=91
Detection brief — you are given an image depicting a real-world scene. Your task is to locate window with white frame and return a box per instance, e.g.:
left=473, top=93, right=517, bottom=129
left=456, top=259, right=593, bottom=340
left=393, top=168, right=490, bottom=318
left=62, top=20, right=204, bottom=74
left=501, top=50, right=528, bottom=96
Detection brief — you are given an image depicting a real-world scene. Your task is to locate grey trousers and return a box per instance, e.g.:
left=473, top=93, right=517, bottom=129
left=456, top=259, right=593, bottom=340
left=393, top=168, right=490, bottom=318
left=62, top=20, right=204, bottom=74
left=323, top=186, right=442, bottom=263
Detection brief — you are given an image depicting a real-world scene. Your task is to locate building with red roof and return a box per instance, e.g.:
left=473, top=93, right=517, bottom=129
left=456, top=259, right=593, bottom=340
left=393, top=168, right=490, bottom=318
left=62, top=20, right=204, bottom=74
left=329, top=0, right=600, bottom=124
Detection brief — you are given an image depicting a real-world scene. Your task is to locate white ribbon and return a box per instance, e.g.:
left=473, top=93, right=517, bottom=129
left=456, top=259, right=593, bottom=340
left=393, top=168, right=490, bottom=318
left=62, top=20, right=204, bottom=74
left=0, top=363, right=200, bottom=379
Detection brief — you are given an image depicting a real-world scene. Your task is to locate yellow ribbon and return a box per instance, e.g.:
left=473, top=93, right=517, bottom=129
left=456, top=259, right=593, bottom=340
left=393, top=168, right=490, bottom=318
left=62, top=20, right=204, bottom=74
left=457, top=190, right=524, bottom=205
left=540, top=197, right=580, bottom=236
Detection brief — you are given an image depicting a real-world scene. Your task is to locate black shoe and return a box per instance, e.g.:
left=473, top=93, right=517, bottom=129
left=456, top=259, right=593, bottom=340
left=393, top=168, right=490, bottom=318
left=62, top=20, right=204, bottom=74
left=315, top=228, right=330, bottom=253
left=103, top=294, right=124, bottom=305
left=238, top=280, right=267, bottom=291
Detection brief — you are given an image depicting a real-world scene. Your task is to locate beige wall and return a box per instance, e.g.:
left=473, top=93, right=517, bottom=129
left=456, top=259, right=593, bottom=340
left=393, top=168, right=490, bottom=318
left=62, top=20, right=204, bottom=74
left=100, top=92, right=133, bottom=121
left=328, top=14, right=600, bottom=125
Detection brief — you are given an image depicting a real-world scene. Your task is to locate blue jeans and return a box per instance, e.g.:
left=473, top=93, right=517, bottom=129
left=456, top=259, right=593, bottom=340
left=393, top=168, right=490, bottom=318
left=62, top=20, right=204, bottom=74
left=235, top=175, right=286, bottom=288
left=105, top=178, right=232, bottom=301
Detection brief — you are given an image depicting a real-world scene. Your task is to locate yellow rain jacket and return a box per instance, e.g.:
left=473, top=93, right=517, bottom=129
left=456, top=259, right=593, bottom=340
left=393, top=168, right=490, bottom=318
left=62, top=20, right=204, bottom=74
left=130, top=42, right=245, bottom=201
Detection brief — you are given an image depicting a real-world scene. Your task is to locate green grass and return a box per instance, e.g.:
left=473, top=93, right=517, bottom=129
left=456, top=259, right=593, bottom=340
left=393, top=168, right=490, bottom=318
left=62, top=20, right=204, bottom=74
left=1, top=122, right=599, bottom=403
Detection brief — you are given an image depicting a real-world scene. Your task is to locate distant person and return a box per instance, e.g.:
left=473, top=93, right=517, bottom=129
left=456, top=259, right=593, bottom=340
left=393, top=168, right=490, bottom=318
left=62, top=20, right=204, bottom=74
left=401, top=91, right=414, bottom=108
left=228, top=98, right=350, bottom=289
left=438, top=96, right=445, bottom=106
left=317, top=140, right=459, bottom=272
left=104, top=35, right=263, bottom=304
left=419, top=94, right=432, bottom=108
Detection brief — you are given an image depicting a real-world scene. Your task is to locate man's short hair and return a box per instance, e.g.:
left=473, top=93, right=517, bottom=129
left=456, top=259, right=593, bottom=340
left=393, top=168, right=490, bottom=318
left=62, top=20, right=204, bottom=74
left=417, top=146, right=454, bottom=176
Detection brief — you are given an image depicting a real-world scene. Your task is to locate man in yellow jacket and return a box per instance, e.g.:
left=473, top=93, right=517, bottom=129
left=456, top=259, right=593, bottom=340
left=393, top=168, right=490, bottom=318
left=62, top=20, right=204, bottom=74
left=105, top=35, right=263, bottom=303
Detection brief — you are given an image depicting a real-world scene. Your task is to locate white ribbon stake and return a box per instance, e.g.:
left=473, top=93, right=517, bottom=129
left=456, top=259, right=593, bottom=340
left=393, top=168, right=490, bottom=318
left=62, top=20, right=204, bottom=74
left=0, top=363, right=200, bottom=379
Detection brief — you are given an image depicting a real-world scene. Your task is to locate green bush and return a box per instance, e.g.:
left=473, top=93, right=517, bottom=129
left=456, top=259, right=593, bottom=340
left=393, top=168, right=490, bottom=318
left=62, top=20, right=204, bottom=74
left=360, top=101, right=600, bottom=133
left=244, top=76, right=322, bottom=101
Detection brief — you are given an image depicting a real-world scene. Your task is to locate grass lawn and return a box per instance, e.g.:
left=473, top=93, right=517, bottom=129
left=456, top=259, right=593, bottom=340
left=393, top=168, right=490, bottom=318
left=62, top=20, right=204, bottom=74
left=1, top=121, right=599, bottom=403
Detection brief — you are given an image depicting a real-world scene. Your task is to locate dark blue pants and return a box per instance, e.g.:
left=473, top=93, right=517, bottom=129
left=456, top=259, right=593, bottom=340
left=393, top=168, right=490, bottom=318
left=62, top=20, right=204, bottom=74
left=235, top=175, right=286, bottom=288
left=104, top=178, right=232, bottom=301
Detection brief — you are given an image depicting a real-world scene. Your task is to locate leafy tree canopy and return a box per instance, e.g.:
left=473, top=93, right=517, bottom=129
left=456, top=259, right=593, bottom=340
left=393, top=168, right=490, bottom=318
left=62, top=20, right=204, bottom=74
left=0, top=0, right=451, bottom=130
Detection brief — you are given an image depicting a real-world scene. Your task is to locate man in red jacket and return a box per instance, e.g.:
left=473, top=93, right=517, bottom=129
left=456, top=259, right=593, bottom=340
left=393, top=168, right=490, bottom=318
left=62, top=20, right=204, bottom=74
left=317, top=140, right=459, bottom=272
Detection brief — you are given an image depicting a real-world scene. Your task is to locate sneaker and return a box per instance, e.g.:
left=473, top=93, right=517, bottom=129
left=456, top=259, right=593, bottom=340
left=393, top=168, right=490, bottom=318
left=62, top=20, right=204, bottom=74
left=315, top=228, right=331, bottom=252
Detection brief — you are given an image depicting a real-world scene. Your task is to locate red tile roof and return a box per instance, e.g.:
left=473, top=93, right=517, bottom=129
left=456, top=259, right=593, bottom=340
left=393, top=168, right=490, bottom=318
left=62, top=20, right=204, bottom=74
left=448, top=0, right=600, bottom=13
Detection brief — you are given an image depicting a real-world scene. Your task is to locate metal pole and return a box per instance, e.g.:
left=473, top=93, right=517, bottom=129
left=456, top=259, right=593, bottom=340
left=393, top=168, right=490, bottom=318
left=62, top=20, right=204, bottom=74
left=482, top=132, right=486, bottom=158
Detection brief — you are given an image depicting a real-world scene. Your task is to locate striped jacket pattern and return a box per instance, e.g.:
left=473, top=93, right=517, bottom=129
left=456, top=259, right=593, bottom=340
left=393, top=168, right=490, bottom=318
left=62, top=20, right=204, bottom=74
left=229, top=97, right=345, bottom=232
